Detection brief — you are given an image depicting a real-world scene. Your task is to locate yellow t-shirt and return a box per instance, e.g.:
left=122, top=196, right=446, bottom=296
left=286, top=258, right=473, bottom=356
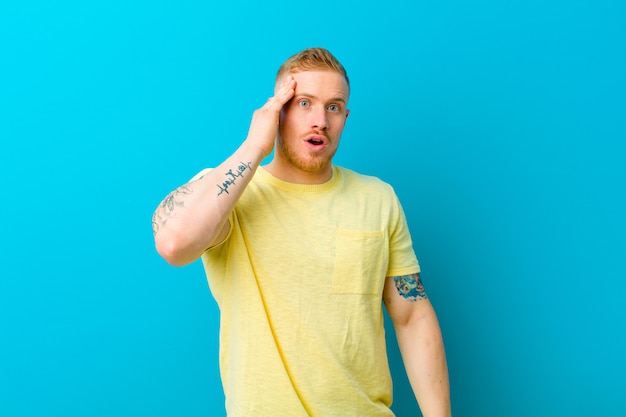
left=200, top=165, right=420, bottom=416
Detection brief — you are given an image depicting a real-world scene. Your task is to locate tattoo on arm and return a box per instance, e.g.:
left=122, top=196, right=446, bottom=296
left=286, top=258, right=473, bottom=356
left=152, top=185, right=193, bottom=235
left=393, top=273, right=428, bottom=301
left=216, top=161, right=252, bottom=196
left=152, top=161, right=252, bottom=235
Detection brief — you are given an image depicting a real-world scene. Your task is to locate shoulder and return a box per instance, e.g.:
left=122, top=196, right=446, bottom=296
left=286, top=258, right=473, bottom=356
left=335, top=166, right=396, bottom=196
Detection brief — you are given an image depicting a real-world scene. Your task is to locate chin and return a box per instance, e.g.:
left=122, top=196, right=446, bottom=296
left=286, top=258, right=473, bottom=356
left=297, top=154, right=334, bottom=172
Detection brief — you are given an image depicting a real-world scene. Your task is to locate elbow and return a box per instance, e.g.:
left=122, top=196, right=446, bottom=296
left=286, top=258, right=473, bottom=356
left=392, top=312, right=423, bottom=330
left=389, top=302, right=434, bottom=330
left=155, top=233, right=197, bottom=267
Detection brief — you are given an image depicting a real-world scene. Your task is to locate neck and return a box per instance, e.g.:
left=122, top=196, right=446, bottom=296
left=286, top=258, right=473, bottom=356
left=264, top=159, right=333, bottom=184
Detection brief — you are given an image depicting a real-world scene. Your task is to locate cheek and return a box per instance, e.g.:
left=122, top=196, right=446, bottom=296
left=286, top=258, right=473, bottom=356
left=331, top=117, right=347, bottom=133
left=279, top=114, right=301, bottom=138
left=285, top=110, right=308, bottom=127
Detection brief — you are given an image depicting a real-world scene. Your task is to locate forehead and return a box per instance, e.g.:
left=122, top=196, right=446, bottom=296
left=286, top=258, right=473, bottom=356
left=281, top=70, right=350, bottom=101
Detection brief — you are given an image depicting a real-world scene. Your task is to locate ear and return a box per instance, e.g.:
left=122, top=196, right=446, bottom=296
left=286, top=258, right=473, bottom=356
left=345, top=109, right=350, bottom=120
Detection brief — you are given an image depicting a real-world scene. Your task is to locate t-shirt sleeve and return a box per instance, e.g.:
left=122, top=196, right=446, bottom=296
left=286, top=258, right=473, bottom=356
left=386, top=189, right=420, bottom=277
left=190, top=167, right=212, bottom=182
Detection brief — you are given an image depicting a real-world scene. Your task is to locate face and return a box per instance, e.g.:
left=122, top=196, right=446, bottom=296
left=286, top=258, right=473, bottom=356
left=274, top=70, right=350, bottom=181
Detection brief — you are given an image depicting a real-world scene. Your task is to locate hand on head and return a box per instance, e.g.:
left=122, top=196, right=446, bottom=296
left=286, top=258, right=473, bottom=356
left=245, top=76, right=296, bottom=158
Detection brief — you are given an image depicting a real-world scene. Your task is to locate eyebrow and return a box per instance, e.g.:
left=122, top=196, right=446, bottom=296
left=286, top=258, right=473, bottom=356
left=297, top=93, right=347, bottom=104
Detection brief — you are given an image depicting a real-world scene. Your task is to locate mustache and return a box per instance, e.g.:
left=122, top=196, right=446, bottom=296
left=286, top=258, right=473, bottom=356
left=304, top=131, right=330, bottom=140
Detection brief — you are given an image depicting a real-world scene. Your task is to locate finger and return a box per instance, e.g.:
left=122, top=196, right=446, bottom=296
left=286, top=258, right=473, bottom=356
left=270, top=77, right=296, bottom=107
left=274, top=75, right=295, bottom=94
left=260, top=77, right=295, bottom=111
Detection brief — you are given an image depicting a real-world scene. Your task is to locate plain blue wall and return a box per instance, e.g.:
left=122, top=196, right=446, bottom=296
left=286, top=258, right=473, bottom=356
left=1, top=1, right=625, bottom=416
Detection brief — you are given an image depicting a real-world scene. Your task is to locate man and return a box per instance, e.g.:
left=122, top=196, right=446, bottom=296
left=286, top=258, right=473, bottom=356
left=152, top=47, right=451, bottom=417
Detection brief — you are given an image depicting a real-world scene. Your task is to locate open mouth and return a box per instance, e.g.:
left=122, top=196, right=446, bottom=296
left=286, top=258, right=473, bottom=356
left=305, top=134, right=327, bottom=147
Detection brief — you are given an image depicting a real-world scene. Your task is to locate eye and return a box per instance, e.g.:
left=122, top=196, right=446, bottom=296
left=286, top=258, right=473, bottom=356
left=298, top=100, right=310, bottom=107
left=328, top=104, right=340, bottom=112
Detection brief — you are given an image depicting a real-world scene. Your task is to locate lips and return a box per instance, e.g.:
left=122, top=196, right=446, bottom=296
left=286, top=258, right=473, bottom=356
left=305, top=134, right=328, bottom=146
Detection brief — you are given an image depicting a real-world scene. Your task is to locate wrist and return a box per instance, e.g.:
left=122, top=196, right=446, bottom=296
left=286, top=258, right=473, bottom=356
left=241, top=137, right=273, bottom=163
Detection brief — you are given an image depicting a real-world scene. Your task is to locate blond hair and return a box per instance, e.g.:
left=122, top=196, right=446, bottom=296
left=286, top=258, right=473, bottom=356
left=276, top=47, right=349, bottom=87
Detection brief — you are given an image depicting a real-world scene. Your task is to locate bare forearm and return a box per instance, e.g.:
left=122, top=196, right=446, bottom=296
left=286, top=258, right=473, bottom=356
left=152, top=141, right=265, bottom=266
left=395, top=306, right=451, bottom=417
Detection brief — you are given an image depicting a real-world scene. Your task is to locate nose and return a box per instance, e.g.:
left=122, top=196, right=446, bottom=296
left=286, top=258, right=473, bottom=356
left=311, top=106, right=329, bottom=131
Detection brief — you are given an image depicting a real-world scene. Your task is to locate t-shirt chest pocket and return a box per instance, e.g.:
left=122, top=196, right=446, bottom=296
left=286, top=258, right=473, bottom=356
left=331, top=229, right=388, bottom=295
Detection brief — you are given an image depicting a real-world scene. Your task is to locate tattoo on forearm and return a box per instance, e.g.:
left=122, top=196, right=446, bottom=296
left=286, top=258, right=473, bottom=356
left=152, top=185, right=193, bottom=235
left=393, top=273, right=428, bottom=301
left=217, top=161, right=252, bottom=196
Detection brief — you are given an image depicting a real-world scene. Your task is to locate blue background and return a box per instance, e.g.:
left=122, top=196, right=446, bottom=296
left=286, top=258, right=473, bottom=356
left=1, top=0, right=625, bottom=416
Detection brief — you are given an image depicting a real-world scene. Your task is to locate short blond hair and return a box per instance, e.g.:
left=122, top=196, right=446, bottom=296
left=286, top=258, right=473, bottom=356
left=276, top=47, right=349, bottom=87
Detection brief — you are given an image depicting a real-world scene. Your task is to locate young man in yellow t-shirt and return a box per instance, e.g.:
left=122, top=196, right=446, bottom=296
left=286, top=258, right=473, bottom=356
left=152, top=47, right=451, bottom=417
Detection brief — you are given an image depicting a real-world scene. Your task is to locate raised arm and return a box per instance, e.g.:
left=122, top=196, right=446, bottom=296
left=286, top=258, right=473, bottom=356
left=383, top=273, right=452, bottom=417
left=152, top=77, right=296, bottom=266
